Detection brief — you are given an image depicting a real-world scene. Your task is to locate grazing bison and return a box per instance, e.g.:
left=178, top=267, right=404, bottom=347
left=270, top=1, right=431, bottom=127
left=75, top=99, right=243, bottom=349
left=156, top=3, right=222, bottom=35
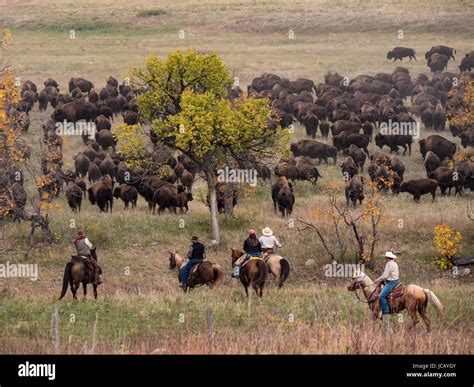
left=302, top=112, right=319, bottom=139
left=374, top=133, right=412, bottom=155
left=427, top=53, right=449, bottom=73
left=152, top=183, right=178, bottom=214
left=418, top=135, right=457, bottom=161
left=340, top=156, right=358, bottom=180
left=66, top=182, right=83, bottom=212
left=428, top=167, right=464, bottom=196
left=425, top=45, right=456, bottom=61
left=87, top=162, right=102, bottom=183
left=271, top=177, right=294, bottom=217
left=176, top=185, right=193, bottom=213
left=347, top=144, right=367, bottom=171
left=345, top=175, right=365, bottom=206
left=69, top=77, right=94, bottom=93
left=123, top=110, right=139, bottom=125
left=74, top=153, right=90, bottom=178
left=113, top=184, right=138, bottom=209
left=88, top=175, right=113, bottom=212
left=333, top=132, right=370, bottom=155
left=423, top=151, right=441, bottom=175
left=400, top=179, right=438, bottom=201
left=387, top=47, right=417, bottom=61
left=290, top=140, right=337, bottom=165
left=459, top=53, right=474, bottom=72
left=390, top=158, right=405, bottom=181
left=95, top=129, right=116, bottom=150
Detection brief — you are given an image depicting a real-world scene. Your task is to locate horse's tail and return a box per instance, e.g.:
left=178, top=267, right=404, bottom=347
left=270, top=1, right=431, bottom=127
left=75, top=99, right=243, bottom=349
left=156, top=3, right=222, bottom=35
left=212, top=264, right=224, bottom=287
left=424, top=288, right=445, bottom=317
left=59, top=262, right=73, bottom=300
left=278, top=258, right=290, bottom=289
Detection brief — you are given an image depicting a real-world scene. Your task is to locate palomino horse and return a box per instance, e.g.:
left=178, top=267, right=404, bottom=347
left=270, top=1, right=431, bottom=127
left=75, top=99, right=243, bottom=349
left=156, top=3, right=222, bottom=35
left=230, top=249, right=268, bottom=298
left=59, top=256, right=100, bottom=301
left=347, top=271, right=444, bottom=331
left=168, top=252, right=223, bottom=291
left=232, top=248, right=289, bottom=289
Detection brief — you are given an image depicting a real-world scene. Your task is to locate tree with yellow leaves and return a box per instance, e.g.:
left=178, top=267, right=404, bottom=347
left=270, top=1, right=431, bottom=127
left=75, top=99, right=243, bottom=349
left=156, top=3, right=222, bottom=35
left=433, top=224, right=462, bottom=269
left=114, top=49, right=289, bottom=242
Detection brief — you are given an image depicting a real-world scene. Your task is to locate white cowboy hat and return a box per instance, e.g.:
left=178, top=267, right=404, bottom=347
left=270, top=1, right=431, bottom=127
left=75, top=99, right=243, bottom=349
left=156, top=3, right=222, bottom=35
left=262, top=227, right=273, bottom=236
left=384, top=251, right=397, bottom=259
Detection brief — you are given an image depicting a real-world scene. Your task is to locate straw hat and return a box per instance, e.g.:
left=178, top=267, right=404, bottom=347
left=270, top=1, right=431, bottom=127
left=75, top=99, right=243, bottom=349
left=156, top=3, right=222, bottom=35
left=262, top=227, right=273, bottom=236
left=384, top=251, right=397, bottom=259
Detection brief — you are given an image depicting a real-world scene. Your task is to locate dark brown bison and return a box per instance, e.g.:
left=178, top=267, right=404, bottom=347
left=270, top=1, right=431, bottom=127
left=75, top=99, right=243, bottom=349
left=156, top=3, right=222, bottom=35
left=99, top=156, right=116, bottom=179
left=74, top=153, right=90, bottom=178
left=418, top=135, right=457, bottom=161
left=113, top=184, right=138, bottom=209
left=302, top=112, right=318, bottom=139
left=88, top=175, right=113, bottom=212
left=345, top=175, right=365, bottom=206
left=44, top=78, right=60, bottom=89
left=290, top=140, right=337, bottom=165
left=387, top=47, right=417, bottom=61
left=347, top=144, right=367, bottom=171
left=340, top=156, right=358, bottom=180
left=95, top=129, right=116, bottom=150
left=69, top=77, right=94, bottom=93
left=176, top=185, right=193, bottom=213
left=152, top=183, right=178, bottom=214
left=123, top=110, right=139, bottom=125
left=425, top=45, right=456, bottom=61
left=423, top=151, right=441, bottom=175
left=66, top=182, right=83, bottom=212
left=459, top=53, right=474, bottom=72
left=271, top=177, right=294, bottom=217
left=180, top=169, right=194, bottom=191
left=333, top=132, right=370, bottom=155
left=390, top=157, right=405, bottom=181
left=400, top=179, right=438, bottom=201
left=331, top=120, right=360, bottom=136
left=374, top=133, right=412, bottom=155
left=52, top=100, right=98, bottom=123
left=433, top=103, right=446, bottom=132
left=427, top=53, right=449, bottom=73
left=95, top=115, right=111, bottom=131
left=87, top=162, right=102, bottom=183
left=428, top=167, right=464, bottom=196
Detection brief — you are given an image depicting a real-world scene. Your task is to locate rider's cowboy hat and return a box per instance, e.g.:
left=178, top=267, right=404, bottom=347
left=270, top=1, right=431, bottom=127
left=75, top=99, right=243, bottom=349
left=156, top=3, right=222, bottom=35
left=262, top=227, right=273, bottom=236
left=383, top=251, right=397, bottom=259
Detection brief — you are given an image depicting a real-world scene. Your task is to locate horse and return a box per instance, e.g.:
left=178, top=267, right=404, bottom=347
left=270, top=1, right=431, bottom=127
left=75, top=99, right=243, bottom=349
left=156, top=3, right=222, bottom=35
left=264, top=253, right=290, bottom=289
left=59, top=255, right=100, bottom=301
left=230, top=248, right=268, bottom=298
left=347, top=271, right=444, bottom=331
left=168, top=252, right=223, bottom=292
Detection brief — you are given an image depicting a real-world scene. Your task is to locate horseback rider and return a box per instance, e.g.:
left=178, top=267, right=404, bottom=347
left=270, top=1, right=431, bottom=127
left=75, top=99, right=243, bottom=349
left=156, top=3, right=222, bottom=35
left=180, top=236, right=206, bottom=290
left=232, top=230, right=263, bottom=278
left=259, top=227, right=281, bottom=259
left=72, top=230, right=102, bottom=285
left=375, top=251, right=400, bottom=326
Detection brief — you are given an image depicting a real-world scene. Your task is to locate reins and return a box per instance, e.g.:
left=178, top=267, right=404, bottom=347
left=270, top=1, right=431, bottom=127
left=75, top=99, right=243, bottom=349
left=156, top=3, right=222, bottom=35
left=354, top=282, right=379, bottom=304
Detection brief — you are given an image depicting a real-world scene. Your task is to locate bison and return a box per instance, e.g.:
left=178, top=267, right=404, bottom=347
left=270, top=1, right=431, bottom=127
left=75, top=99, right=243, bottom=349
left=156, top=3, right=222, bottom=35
left=400, top=179, right=438, bottom=201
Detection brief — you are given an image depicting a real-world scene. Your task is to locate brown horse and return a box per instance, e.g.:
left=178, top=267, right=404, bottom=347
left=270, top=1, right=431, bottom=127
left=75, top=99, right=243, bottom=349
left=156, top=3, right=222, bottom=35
left=168, top=252, right=223, bottom=292
left=347, top=271, right=444, bottom=331
left=59, top=256, right=99, bottom=301
left=231, top=249, right=268, bottom=298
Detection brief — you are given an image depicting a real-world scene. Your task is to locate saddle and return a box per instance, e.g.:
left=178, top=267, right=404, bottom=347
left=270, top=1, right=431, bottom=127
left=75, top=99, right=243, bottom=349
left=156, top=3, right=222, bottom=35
left=242, top=256, right=264, bottom=268
left=386, top=283, right=405, bottom=313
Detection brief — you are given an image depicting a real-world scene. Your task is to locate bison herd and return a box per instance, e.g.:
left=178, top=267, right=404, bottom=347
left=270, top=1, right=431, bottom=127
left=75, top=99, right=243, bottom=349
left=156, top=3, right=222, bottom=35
left=8, top=41, right=474, bottom=219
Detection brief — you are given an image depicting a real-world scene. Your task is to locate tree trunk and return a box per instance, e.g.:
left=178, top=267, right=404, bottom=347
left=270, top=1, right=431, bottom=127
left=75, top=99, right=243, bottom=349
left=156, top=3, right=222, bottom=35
left=223, top=183, right=236, bottom=219
left=205, top=171, right=221, bottom=244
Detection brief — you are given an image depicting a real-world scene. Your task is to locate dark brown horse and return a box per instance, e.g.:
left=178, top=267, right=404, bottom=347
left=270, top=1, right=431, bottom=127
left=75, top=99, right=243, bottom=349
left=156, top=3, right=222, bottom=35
left=231, top=248, right=268, bottom=298
left=347, top=271, right=444, bottom=331
left=59, top=255, right=100, bottom=301
left=169, top=252, right=223, bottom=292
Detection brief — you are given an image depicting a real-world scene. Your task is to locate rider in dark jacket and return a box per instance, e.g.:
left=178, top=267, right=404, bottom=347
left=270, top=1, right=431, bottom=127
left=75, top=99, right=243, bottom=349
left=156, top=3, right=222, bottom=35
left=180, top=236, right=205, bottom=290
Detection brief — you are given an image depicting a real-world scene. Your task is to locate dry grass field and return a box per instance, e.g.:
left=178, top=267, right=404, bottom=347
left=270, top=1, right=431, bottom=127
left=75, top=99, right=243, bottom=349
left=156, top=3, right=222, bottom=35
left=0, top=0, right=473, bottom=354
